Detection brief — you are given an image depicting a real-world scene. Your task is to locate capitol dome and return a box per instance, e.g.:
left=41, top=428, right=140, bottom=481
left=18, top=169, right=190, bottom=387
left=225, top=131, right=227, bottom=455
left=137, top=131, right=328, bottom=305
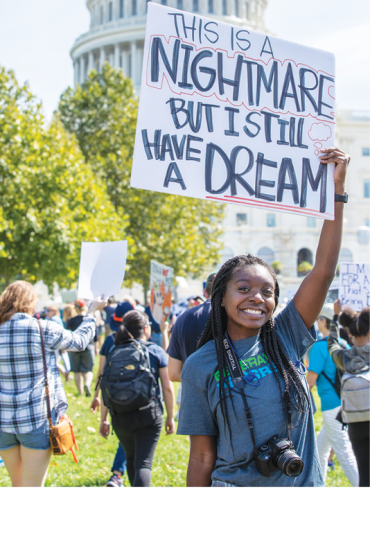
left=71, top=0, right=268, bottom=88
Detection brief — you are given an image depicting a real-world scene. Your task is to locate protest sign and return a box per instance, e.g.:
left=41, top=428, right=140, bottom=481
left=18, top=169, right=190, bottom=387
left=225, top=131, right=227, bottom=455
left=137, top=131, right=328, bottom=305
left=326, top=279, right=339, bottom=304
left=339, top=263, right=370, bottom=311
left=77, top=240, right=128, bottom=300
left=150, top=260, right=174, bottom=323
left=131, top=3, right=336, bottom=219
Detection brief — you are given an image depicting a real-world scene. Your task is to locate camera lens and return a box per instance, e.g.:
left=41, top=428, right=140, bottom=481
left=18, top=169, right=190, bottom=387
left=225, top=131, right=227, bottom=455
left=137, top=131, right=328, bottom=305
left=276, top=450, right=304, bottom=477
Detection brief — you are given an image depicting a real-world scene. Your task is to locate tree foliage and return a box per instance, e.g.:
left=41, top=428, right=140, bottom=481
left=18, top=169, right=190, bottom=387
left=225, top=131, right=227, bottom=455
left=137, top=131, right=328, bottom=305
left=0, top=67, right=127, bottom=290
left=58, top=64, right=225, bottom=289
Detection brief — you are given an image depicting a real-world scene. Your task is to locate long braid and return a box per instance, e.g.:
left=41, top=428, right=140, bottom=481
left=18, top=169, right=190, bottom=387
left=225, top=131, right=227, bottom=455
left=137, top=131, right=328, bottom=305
left=198, top=254, right=309, bottom=440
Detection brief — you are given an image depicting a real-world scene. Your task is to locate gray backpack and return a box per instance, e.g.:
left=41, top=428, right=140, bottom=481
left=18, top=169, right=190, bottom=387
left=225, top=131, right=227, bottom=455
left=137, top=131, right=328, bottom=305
left=341, top=369, right=370, bottom=423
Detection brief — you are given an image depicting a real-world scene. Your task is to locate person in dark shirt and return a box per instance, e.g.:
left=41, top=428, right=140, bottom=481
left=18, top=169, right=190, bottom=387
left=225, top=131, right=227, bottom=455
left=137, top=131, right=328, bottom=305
left=99, top=310, right=175, bottom=487
left=168, top=273, right=216, bottom=382
left=103, top=296, right=117, bottom=336
left=90, top=301, right=137, bottom=487
left=66, top=299, right=97, bottom=396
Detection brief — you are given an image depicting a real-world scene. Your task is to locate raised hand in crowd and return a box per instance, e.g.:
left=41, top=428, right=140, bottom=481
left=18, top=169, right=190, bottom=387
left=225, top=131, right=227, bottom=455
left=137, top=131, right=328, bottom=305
left=334, top=299, right=342, bottom=315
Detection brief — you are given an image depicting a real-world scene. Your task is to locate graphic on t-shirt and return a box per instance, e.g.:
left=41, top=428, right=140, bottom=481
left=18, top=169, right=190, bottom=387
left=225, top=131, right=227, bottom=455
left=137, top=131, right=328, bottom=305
left=214, top=353, right=272, bottom=388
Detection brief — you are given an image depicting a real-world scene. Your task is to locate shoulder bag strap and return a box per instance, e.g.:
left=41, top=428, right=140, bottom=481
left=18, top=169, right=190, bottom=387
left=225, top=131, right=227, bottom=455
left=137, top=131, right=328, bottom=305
left=37, top=320, right=54, bottom=432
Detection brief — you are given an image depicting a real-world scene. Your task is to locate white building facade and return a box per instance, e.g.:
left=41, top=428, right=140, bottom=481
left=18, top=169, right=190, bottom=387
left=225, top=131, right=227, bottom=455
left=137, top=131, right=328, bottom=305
left=71, top=0, right=370, bottom=299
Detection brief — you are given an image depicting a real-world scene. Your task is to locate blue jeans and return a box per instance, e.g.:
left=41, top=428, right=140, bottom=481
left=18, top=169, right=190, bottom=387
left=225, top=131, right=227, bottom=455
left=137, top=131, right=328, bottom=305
left=0, top=409, right=56, bottom=451
left=150, top=332, right=162, bottom=348
left=111, top=443, right=127, bottom=475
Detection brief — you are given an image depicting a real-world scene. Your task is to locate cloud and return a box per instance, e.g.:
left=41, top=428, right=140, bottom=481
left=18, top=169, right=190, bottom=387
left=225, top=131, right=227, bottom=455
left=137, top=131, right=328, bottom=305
left=308, top=123, right=332, bottom=141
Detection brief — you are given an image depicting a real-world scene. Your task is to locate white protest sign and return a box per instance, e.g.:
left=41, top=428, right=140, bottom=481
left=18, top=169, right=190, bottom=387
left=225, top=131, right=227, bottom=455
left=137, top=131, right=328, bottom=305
left=131, top=3, right=336, bottom=220
left=150, top=260, right=174, bottom=323
left=339, top=263, right=370, bottom=311
left=77, top=241, right=128, bottom=300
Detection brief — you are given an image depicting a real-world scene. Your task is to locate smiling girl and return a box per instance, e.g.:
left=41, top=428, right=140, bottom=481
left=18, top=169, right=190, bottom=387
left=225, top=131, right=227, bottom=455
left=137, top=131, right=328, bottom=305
left=177, top=147, right=350, bottom=487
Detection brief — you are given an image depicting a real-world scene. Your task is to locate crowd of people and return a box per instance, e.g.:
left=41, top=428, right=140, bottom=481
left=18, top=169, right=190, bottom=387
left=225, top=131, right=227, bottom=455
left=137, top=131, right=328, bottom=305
left=0, top=146, right=369, bottom=487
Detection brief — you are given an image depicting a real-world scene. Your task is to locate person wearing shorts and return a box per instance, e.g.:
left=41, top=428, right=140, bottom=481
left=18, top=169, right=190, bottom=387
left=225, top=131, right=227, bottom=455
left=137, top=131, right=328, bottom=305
left=0, top=281, right=103, bottom=487
left=66, top=300, right=97, bottom=397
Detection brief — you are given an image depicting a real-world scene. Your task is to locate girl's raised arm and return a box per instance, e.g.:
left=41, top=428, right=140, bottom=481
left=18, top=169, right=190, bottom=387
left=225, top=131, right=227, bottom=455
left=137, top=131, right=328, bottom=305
left=293, top=147, right=350, bottom=329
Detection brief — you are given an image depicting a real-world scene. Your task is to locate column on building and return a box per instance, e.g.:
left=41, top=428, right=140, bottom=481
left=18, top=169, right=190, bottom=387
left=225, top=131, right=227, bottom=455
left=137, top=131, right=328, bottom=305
left=250, top=0, right=256, bottom=25
left=136, top=44, right=144, bottom=83
left=73, top=59, right=79, bottom=86
left=214, top=0, right=221, bottom=15
left=121, top=48, right=129, bottom=76
left=99, top=47, right=106, bottom=71
left=88, top=51, right=94, bottom=73
left=114, top=43, right=120, bottom=68
left=130, top=41, right=137, bottom=86
left=80, top=55, right=86, bottom=84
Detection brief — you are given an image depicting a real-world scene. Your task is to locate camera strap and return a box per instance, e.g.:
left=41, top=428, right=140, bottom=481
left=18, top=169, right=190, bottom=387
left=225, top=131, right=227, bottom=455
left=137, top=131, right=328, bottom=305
left=223, top=334, right=292, bottom=446
left=222, top=335, right=258, bottom=453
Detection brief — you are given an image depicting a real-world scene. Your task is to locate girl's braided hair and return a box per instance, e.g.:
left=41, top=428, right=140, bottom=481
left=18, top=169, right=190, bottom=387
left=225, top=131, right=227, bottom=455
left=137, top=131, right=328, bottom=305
left=198, top=254, right=309, bottom=438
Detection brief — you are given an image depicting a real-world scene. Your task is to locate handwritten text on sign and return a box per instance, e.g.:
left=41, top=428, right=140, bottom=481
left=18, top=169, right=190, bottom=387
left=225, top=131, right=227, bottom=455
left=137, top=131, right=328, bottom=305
left=339, top=263, right=370, bottom=311
left=131, top=3, right=336, bottom=220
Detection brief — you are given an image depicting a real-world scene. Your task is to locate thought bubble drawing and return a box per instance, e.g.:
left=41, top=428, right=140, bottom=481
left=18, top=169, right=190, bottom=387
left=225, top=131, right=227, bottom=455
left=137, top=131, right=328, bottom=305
left=308, top=123, right=332, bottom=156
left=328, top=86, right=335, bottom=100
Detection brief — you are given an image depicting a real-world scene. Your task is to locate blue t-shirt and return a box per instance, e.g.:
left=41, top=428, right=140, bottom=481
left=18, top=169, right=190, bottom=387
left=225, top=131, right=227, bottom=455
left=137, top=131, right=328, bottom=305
left=103, top=306, right=115, bottom=323
left=144, top=306, right=161, bottom=334
left=100, top=335, right=168, bottom=408
left=178, top=301, right=323, bottom=487
left=308, top=336, right=348, bottom=412
left=167, top=300, right=212, bottom=362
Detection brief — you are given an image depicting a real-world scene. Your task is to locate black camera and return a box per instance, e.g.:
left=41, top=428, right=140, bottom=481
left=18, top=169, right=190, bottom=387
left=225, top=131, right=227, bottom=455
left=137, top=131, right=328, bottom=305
left=255, top=436, right=304, bottom=478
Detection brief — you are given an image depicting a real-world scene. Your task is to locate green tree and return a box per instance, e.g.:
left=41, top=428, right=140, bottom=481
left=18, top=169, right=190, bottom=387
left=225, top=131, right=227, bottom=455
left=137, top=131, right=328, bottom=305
left=58, top=64, right=225, bottom=292
left=0, top=67, right=128, bottom=290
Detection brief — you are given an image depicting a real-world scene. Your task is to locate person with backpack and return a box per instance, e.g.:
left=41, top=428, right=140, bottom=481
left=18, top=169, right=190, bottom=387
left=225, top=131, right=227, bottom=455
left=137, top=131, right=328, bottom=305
left=327, top=302, right=370, bottom=487
left=306, top=304, right=358, bottom=486
left=99, top=310, right=175, bottom=487
left=90, top=301, right=133, bottom=487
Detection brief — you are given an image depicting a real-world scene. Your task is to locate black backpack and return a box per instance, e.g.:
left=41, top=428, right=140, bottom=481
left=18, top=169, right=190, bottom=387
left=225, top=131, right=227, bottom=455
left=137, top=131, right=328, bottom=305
left=100, top=339, right=157, bottom=414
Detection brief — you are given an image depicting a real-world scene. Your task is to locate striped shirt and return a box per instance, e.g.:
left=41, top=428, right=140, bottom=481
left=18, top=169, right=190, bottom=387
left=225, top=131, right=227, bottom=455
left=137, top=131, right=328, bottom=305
left=0, top=313, right=96, bottom=434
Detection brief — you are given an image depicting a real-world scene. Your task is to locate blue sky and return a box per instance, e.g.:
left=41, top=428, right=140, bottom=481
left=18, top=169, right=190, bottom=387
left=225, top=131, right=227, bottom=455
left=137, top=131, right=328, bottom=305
left=0, top=0, right=369, bottom=119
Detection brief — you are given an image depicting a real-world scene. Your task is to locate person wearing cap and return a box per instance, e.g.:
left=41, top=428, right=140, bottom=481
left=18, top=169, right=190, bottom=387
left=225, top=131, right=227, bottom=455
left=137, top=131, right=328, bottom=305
left=65, top=299, right=97, bottom=397
left=306, top=303, right=358, bottom=486
left=90, top=301, right=133, bottom=487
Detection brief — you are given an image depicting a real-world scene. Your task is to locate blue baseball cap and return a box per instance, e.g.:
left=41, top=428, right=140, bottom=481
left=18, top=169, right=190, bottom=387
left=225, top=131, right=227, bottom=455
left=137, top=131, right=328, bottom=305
left=110, top=302, right=134, bottom=332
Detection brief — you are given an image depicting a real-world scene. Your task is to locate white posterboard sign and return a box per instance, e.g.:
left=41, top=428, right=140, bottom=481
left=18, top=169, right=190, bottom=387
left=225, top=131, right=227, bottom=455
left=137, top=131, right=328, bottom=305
left=131, top=3, right=336, bottom=220
left=150, top=260, right=174, bottom=324
left=339, top=263, right=370, bottom=311
left=77, top=240, right=128, bottom=300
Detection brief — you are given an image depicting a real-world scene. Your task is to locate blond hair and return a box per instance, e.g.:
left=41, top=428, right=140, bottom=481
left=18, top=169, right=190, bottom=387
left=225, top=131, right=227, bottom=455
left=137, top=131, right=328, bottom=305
left=0, top=281, right=38, bottom=324
left=62, top=304, right=77, bottom=323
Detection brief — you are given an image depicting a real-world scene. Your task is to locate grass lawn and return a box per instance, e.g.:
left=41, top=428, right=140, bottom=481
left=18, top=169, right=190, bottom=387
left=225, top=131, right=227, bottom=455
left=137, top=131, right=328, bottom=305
left=0, top=360, right=351, bottom=487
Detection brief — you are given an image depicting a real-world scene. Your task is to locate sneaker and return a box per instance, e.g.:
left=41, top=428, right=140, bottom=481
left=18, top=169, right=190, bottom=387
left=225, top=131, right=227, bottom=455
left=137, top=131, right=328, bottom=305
left=84, top=384, right=92, bottom=397
left=105, top=474, right=124, bottom=487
